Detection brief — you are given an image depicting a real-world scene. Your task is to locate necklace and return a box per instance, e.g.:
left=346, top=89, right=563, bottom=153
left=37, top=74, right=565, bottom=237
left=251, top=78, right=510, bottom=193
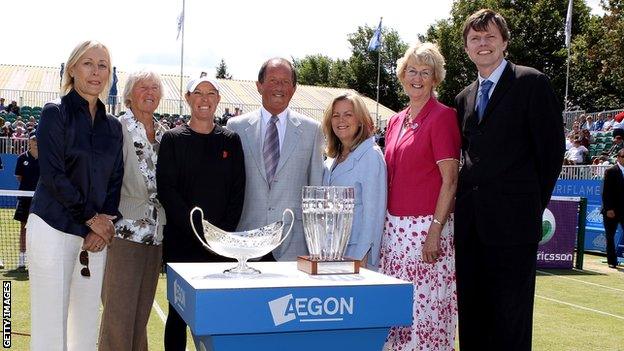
left=338, top=151, right=349, bottom=161
left=337, top=144, right=351, bottom=163
left=403, top=112, right=419, bottom=130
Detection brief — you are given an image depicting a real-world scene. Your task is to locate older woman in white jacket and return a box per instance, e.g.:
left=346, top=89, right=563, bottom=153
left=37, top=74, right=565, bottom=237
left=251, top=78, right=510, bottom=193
left=98, top=70, right=168, bottom=351
left=321, top=92, right=387, bottom=268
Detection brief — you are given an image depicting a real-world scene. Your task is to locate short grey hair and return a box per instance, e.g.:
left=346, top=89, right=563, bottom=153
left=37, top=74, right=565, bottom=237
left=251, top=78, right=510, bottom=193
left=122, top=70, right=164, bottom=108
left=396, top=42, right=446, bottom=91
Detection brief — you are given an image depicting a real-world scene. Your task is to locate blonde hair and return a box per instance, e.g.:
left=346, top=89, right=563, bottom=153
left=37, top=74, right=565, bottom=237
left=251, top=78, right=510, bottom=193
left=122, top=70, right=163, bottom=108
left=322, top=92, right=374, bottom=158
left=396, top=42, right=446, bottom=92
left=60, top=40, right=112, bottom=101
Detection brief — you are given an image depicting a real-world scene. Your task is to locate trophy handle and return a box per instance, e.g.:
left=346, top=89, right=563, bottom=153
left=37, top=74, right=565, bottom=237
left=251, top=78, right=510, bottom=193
left=190, top=207, right=214, bottom=251
left=276, top=208, right=295, bottom=247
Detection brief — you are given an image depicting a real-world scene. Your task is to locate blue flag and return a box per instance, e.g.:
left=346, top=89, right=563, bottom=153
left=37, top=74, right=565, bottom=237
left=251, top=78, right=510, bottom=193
left=368, top=18, right=382, bottom=51
left=108, top=67, right=118, bottom=105
left=177, top=10, right=184, bottom=40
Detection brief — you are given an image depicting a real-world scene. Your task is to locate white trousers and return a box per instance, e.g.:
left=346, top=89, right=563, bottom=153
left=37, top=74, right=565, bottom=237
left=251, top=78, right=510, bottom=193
left=27, top=214, right=107, bottom=351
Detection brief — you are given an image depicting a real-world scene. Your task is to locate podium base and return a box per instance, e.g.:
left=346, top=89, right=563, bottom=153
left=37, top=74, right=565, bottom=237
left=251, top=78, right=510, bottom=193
left=296, top=256, right=360, bottom=275
left=193, top=327, right=389, bottom=351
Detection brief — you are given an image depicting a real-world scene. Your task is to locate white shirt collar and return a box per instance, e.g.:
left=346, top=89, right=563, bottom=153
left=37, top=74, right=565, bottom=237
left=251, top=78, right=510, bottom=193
left=260, top=107, right=288, bottom=151
left=260, top=107, right=288, bottom=129
left=478, top=59, right=508, bottom=87
left=617, top=161, right=624, bottom=175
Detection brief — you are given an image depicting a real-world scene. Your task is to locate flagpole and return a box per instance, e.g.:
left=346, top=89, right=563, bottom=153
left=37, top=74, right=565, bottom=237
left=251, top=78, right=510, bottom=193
left=179, top=0, right=185, bottom=117
left=375, top=17, right=382, bottom=128
left=564, top=0, right=573, bottom=112
left=564, top=44, right=570, bottom=112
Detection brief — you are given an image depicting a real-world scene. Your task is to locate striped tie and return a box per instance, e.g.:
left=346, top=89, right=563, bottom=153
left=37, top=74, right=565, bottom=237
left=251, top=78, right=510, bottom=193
left=263, top=115, right=280, bottom=186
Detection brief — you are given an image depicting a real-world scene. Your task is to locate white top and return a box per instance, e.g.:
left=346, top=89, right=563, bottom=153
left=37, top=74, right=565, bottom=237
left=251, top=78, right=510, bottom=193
left=168, top=262, right=409, bottom=290
left=565, top=145, right=588, bottom=163
left=603, top=119, right=614, bottom=130
left=260, top=107, right=288, bottom=152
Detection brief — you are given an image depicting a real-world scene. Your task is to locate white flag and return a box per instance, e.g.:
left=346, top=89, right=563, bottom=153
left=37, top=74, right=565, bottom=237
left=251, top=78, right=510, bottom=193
left=565, top=0, right=573, bottom=48
left=176, top=11, right=184, bottom=40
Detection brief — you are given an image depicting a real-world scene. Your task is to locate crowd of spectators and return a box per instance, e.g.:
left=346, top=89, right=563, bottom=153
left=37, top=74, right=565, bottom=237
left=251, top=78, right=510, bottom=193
left=0, top=116, right=39, bottom=138
left=0, top=98, right=40, bottom=153
left=0, top=98, right=21, bottom=116
left=564, top=112, right=624, bottom=165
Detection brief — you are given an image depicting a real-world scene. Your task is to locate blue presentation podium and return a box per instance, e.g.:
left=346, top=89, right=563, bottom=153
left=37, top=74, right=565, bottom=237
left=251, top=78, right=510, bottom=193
left=167, top=262, right=413, bottom=351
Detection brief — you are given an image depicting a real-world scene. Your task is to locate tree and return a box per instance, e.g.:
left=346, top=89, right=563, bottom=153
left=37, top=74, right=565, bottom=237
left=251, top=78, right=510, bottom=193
left=293, top=24, right=408, bottom=113
left=216, top=59, right=232, bottom=79
left=293, top=55, right=337, bottom=87
left=424, top=0, right=593, bottom=108
left=344, top=25, right=408, bottom=112
left=569, top=0, right=624, bottom=110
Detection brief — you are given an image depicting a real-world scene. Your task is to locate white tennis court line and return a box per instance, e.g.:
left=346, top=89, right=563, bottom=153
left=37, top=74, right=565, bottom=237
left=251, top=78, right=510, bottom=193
left=535, top=294, right=624, bottom=320
left=153, top=300, right=191, bottom=351
left=153, top=300, right=167, bottom=323
left=537, top=270, right=624, bottom=293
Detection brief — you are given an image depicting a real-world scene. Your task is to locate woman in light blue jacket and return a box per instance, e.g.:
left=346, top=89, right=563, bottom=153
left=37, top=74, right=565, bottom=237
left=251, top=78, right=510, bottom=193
left=322, top=92, right=387, bottom=269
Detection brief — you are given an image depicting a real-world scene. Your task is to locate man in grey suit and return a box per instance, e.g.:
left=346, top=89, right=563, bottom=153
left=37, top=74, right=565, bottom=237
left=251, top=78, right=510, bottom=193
left=227, top=58, right=324, bottom=261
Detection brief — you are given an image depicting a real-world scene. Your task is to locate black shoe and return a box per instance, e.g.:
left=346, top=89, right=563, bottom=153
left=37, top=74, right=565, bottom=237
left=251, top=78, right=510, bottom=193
left=608, top=264, right=617, bottom=269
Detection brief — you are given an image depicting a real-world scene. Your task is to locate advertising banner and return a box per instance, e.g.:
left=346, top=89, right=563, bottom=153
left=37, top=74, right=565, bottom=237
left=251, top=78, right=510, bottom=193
left=552, top=179, right=623, bottom=253
left=538, top=198, right=579, bottom=269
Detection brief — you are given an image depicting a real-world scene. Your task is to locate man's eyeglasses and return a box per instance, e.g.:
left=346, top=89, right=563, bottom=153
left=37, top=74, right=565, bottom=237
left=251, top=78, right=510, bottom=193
left=79, top=250, right=90, bottom=277
left=405, top=68, right=432, bottom=80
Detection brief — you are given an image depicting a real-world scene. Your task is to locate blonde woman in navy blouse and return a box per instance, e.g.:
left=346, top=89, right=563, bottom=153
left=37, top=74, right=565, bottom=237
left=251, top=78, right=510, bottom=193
left=321, top=92, right=387, bottom=268
left=28, top=40, right=123, bottom=351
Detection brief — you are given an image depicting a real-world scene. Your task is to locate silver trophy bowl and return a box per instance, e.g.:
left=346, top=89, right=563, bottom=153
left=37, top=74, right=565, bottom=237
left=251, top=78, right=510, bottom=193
left=190, top=207, right=294, bottom=275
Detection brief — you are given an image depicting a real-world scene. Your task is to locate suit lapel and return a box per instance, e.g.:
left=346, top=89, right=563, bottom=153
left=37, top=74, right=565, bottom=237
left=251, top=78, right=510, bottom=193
left=463, top=80, right=478, bottom=130
left=616, top=166, right=624, bottom=187
left=386, top=109, right=407, bottom=155
left=481, top=62, right=514, bottom=124
left=330, top=137, right=374, bottom=182
left=275, top=111, right=302, bottom=177
left=396, top=98, right=436, bottom=149
left=243, top=111, right=268, bottom=182
left=330, top=156, right=356, bottom=182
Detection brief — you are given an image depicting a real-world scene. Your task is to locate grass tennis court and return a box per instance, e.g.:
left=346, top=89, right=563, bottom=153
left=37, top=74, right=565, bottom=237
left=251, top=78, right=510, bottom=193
left=3, top=253, right=623, bottom=350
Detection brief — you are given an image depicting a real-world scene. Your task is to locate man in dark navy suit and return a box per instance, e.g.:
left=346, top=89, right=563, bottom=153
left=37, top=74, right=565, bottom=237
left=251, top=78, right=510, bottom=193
left=454, top=9, right=565, bottom=351
left=601, top=149, right=624, bottom=269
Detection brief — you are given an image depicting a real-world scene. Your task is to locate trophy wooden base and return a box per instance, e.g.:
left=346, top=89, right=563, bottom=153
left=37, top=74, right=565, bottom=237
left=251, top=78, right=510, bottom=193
left=297, top=256, right=360, bottom=275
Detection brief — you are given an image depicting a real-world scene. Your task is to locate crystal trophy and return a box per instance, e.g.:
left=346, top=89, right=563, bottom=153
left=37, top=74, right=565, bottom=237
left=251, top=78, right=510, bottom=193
left=297, top=186, right=359, bottom=275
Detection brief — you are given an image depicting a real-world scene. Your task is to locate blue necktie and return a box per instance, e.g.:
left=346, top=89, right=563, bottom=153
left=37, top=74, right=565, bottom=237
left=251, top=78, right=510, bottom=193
left=477, top=80, right=493, bottom=121
left=263, top=115, right=280, bottom=186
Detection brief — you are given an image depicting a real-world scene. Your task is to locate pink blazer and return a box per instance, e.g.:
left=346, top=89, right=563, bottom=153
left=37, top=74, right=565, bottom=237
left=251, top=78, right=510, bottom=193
left=384, top=97, right=461, bottom=216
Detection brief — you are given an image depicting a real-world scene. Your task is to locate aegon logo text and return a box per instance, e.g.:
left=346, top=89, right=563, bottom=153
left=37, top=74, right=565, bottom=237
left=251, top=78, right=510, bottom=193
left=173, top=279, right=186, bottom=311
left=268, top=294, right=354, bottom=326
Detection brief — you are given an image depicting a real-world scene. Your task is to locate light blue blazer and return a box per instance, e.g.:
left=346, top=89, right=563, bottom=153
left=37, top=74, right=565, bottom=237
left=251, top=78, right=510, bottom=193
left=322, top=136, right=387, bottom=268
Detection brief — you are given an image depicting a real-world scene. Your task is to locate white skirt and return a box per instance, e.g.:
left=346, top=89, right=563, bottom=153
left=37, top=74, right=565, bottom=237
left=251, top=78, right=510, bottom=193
left=379, top=213, right=457, bottom=351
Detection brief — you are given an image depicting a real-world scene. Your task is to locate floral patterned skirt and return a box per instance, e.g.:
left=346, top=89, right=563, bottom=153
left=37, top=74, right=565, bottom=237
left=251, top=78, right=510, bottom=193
left=379, top=213, right=457, bottom=351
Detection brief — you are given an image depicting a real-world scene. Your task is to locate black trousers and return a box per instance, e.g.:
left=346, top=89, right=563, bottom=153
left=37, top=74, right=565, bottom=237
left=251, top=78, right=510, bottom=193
left=164, top=303, right=187, bottom=351
left=163, top=240, right=235, bottom=351
left=602, top=215, right=623, bottom=266
left=455, top=218, right=538, bottom=351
